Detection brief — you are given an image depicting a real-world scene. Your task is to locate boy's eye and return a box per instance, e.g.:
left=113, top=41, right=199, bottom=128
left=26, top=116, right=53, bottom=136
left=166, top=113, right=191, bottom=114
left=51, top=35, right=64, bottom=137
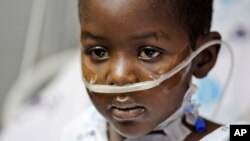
left=87, top=46, right=109, bottom=60
left=138, top=46, right=163, bottom=60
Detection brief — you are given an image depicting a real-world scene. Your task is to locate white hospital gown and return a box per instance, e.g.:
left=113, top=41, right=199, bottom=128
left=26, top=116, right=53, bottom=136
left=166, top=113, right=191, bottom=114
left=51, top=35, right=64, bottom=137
left=61, top=106, right=230, bottom=141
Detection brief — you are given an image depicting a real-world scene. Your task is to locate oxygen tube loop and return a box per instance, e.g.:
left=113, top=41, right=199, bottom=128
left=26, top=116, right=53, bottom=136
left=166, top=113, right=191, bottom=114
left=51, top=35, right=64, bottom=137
left=82, top=40, right=233, bottom=94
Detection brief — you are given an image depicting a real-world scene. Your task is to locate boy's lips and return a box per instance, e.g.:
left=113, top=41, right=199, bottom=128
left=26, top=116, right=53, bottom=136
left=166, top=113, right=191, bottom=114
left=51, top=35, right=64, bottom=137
left=110, top=103, right=146, bottom=121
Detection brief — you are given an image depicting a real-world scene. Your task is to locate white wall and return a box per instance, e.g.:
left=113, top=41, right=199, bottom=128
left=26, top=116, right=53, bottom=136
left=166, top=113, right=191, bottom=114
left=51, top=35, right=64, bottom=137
left=0, top=0, right=80, bottom=128
left=0, top=0, right=33, bottom=126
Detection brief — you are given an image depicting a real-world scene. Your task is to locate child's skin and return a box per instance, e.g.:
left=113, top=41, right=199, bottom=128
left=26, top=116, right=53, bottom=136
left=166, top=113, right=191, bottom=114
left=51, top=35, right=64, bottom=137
left=80, top=0, right=221, bottom=140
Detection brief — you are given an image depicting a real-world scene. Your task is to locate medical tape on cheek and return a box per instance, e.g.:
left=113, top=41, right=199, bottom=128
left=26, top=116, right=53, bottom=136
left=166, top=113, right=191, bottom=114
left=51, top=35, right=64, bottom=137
left=148, top=46, right=190, bottom=77
left=150, top=46, right=191, bottom=82
left=83, top=40, right=228, bottom=94
left=148, top=53, right=192, bottom=93
left=82, top=62, right=98, bottom=85
left=161, top=64, right=192, bottom=94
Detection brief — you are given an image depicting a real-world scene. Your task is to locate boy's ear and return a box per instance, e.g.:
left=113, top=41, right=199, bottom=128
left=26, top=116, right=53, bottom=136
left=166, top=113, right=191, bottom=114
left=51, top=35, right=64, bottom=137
left=193, top=31, right=221, bottom=78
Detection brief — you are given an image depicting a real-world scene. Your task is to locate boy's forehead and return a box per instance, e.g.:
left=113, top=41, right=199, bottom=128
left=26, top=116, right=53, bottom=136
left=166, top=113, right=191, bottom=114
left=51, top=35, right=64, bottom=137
left=79, top=0, right=188, bottom=47
left=79, top=0, right=178, bottom=32
left=84, top=0, right=165, bottom=9
left=81, top=0, right=170, bottom=19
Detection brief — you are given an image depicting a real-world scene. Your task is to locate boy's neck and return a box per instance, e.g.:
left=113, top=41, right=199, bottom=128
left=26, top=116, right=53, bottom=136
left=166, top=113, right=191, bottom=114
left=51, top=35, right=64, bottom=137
left=108, top=123, right=125, bottom=141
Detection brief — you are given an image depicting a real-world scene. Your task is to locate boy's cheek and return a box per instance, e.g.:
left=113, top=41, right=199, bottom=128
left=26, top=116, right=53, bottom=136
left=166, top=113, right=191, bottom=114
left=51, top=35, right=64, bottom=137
left=81, top=61, right=97, bottom=82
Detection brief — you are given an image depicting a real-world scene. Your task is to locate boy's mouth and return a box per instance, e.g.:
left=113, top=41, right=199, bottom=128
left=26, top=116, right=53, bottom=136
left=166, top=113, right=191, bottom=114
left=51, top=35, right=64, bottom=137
left=110, top=104, right=146, bottom=121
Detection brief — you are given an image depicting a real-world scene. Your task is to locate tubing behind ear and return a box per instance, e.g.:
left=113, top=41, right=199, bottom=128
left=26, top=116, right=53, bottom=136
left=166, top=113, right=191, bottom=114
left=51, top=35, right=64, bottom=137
left=193, top=32, right=221, bottom=78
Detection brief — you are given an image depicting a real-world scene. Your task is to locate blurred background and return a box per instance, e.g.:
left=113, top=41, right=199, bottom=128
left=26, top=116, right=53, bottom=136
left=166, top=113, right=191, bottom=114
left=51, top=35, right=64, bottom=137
left=0, top=0, right=80, bottom=128
left=0, top=0, right=250, bottom=140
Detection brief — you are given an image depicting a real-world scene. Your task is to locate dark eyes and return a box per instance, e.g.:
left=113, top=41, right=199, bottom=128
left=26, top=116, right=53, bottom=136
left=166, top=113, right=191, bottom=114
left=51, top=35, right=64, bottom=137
left=138, top=46, right=163, bottom=60
left=87, top=46, right=109, bottom=61
left=87, top=46, right=163, bottom=61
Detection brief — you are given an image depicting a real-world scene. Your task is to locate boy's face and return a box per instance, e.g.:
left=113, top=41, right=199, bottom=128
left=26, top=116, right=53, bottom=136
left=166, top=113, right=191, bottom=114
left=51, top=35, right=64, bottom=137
left=80, top=0, right=193, bottom=138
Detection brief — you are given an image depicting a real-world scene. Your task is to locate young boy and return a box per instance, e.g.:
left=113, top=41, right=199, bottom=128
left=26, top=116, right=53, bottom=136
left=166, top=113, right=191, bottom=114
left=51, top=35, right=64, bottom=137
left=62, top=0, right=229, bottom=140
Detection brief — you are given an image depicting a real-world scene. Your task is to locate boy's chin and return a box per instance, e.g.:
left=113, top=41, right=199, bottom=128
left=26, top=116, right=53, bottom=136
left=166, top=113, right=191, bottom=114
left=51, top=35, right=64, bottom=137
left=118, top=130, right=145, bottom=139
left=111, top=122, right=152, bottom=138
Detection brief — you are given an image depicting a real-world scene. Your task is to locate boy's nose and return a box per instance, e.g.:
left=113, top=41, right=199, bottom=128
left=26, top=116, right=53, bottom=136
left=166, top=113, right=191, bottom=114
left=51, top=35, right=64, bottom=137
left=106, top=57, right=138, bottom=85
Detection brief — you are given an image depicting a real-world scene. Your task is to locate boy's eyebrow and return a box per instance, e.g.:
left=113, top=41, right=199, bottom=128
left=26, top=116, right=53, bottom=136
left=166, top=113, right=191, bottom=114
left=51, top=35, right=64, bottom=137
left=81, top=31, right=170, bottom=41
left=81, top=31, right=107, bottom=41
left=130, top=32, right=170, bottom=40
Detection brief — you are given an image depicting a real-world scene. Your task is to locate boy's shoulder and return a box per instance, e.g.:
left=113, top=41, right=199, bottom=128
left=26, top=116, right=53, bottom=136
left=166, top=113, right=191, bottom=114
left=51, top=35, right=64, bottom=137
left=200, top=121, right=250, bottom=141
left=185, top=125, right=229, bottom=141
left=60, top=106, right=108, bottom=141
left=185, top=120, right=229, bottom=141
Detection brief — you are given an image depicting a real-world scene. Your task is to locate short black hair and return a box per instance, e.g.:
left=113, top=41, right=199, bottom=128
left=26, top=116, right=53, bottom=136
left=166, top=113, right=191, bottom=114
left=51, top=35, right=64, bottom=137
left=166, top=0, right=213, bottom=48
left=78, top=0, right=213, bottom=48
